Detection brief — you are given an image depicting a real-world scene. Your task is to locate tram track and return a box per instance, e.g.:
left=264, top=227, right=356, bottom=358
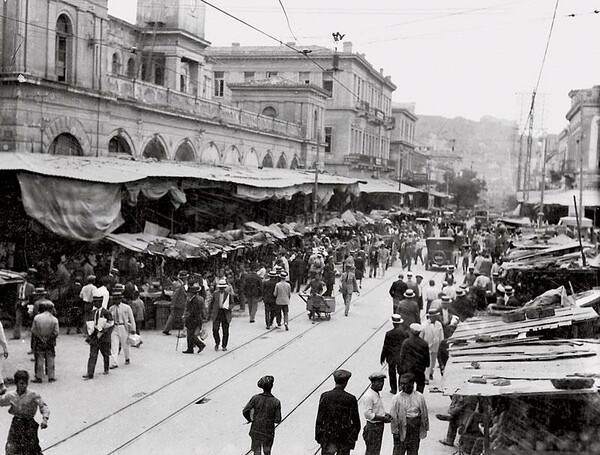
left=42, top=266, right=443, bottom=454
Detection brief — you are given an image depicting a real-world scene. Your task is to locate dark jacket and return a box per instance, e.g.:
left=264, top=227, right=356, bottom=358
left=389, top=279, right=408, bottom=300
left=242, top=392, right=282, bottom=441
left=170, top=281, right=187, bottom=312
left=262, top=279, right=278, bottom=305
left=380, top=325, right=407, bottom=365
left=399, top=335, right=430, bottom=374
left=244, top=272, right=263, bottom=299
left=184, top=294, right=207, bottom=328
left=290, top=257, right=306, bottom=275
left=315, top=387, right=361, bottom=448
left=397, top=298, right=420, bottom=328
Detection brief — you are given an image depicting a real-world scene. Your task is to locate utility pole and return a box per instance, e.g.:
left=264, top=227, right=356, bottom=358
left=516, top=134, right=523, bottom=192
left=578, top=137, right=584, bottom=224
left=539, top=136, right=547, bottom=227
left=313, top=129, right=321, bottom=224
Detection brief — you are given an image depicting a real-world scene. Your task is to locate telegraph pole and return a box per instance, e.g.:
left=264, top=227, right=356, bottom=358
left=313, top=129, right=320, bottom=224
left=539, top=136, right=547, bottom=227
left=578, top=137, right=584, bottom=224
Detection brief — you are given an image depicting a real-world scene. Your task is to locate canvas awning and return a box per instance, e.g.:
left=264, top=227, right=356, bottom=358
left=517, top=189, right=600, bottom=207
left=0, top=153, right=360, bottom=241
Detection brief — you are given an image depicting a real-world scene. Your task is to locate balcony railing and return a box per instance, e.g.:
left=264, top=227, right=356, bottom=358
left=344, top=153, right=395, bottom=170
left=104, top=75, right=303, bottom=139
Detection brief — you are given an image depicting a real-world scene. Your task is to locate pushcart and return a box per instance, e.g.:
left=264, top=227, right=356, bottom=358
left=299, top=293, right=335, bottom=320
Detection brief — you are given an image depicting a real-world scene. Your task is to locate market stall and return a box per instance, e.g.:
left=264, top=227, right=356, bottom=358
left=443, top=301, right=600, bottom=454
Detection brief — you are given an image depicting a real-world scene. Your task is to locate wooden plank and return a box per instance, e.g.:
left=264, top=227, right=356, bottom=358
left=452, top=307, right=596, bottom=335
left=451, top=346, right=590, bottom=357
left=452, top=351, right=596, bottom=363
left=450, top=308, right=598, bottom=342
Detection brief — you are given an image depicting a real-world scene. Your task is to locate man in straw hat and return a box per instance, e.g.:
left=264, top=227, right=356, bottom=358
left=315, top=369, right=361, bottom=454
left=242, top=375, right=282, bottom=455
left=380, top=314, right=407, bottom=395
left=420, top=309, right=444, bottom=382
left=397, top=290, right=420, bottom=330
left=208, top=278, right=233, bottom=351
left=82, top=293, right=114, bottom=379
left=361, top=372, right=392, bottom=455
left=108, top=287, right=135, bottom=369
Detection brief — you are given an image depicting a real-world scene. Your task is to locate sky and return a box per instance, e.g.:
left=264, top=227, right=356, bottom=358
left=107, top=0, right=600, bottom=134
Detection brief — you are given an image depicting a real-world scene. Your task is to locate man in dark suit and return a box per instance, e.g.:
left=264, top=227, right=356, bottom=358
left=262, top=271, right=279, bottom=329
left=388, top=274, right=407, bottom=314
left=182, top=283, right=207, bottom=354
left=289, top=252, right=306, bottom=293
left=380, top=314, right=407, bottom=395
left=82, top=295, right=114, bottom=379
left=399, top=324, right=430, bottom=393
left=315, top=369, right=361, bottom=455
left=243, top=265, right=263, bottom=324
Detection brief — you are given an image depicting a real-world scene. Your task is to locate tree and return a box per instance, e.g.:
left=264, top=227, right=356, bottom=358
left=438, top=169, right=487, bottom=210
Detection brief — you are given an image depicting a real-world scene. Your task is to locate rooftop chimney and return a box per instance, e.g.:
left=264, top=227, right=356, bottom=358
left=343, top=41, right=353, bottom=53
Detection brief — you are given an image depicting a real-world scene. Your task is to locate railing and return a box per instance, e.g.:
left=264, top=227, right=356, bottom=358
left=343, top=153, right=393, bottom=169
left=104, top=75, right=303, bottom=139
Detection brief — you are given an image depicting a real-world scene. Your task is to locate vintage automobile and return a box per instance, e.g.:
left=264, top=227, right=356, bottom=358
left=425, top=237, right=458, bottom=270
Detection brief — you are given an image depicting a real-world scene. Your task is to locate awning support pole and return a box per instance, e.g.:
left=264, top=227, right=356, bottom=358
left=573, top=195, right=587, bottom=267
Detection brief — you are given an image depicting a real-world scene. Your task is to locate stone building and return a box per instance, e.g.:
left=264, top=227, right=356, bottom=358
left=389, top=103, right=427, bottom=184
left=0, top=0, right=321, bottom=168
left=207, top=42, right=397, bottom=178
left=565, top=86, right=600, bottom=189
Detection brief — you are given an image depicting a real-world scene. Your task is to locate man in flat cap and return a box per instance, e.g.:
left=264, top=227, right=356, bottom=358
left=182, top=283, right=207, bottom=354
left=263, top=270, right=279, bottom=329
left=315, top=369, right=361, bottom=454
left=389, top=274, right=407, bottom=314
left=399, top=324, right=430, bottom=393
left=243, top=375, right=282, bottom=455
left=273, top=272, right=291, bottom=331
left=380, top=314, right=407, bottom=395
left=361, top=372, right=392, bottom=455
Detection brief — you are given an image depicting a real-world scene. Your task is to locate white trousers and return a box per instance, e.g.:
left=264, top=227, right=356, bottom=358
left=110, top=325, right=130, bottom=366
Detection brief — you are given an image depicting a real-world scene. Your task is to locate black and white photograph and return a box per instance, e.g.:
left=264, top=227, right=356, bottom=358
left=0, top=0, right=599, bottom=453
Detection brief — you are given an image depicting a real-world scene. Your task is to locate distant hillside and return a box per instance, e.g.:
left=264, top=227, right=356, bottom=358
left=415, top=115, right=518, bottom=205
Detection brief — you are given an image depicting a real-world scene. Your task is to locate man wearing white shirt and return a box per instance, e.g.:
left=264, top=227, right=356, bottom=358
left=442, top=282, right=456, bottom=301
left=422, top=280, right=439, bottom=313
left=95, top=277, right=110, bottom=310
left=390, top=373, right=429, bottom=455
left=361, top=372, right=392, bottom=455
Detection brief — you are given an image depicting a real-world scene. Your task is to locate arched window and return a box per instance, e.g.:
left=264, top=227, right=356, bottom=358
left=55, top=15, right=72, bottom=82
left=126, top=58, right=136, bottom=78
left=174, top=142, right=195, bottom=162
left=143, top=137, right=167, bottom=161
left=49, top=133, right=83, bottom=156
left=290, top=156, right=299, bottom=170
left=108, top=136, right=132, bottom=156
left=111, top=53, right=121, bottom=75
left=261, top=153, right=274, bottom=168
left=276, top=154, right=287, bottom=169
left=261, top=106, right=277, bottom=118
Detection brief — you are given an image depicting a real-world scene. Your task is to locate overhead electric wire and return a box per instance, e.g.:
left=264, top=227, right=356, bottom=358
left=519, top=0, right=561, bottom=135
left=276, top=0, right=298, bottom=42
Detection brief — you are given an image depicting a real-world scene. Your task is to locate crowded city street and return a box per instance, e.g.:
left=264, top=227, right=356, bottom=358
left=0, top=0, right=599, bottom=454
left=1, top=260, right=457, bottom=455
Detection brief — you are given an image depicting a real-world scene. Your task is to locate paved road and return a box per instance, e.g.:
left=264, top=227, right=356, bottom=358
left=0, top=260, right=460, bottom=454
